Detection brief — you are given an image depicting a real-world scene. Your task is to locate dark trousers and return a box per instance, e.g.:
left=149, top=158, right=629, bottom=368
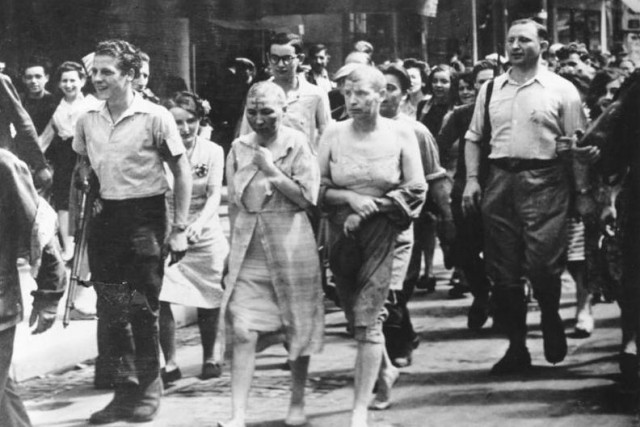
left=481, top=164, right=569, bottom=311
left=0, top=327, right=31, bottom=427
left=451, top=182, right=491, bottom=298
left=88, top=196, right=166, bottom=390
left=403, top=209, right=437, bottom=289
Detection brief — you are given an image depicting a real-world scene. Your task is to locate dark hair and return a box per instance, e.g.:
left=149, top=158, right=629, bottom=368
left=458, top=71, right=474, bottom=87
left=22, top=56, right=51, bottom=76
left=379, top=64, right=411, bottom=93
left=403, top=58, right=430, bottom=94
left=268, top=32, right=304, bottom=55
left=471, top=59, right=496, bottom=82
left=94, top=39, right=142, bottom=78
left=428, top=64, right=459, bottom=107
left=163, top=91, right=207, bottom=122
left=510, top=18, right=548, bottom=41
left=308, top=44, right=327, bottom=58
left=55, top=61, right=87, bottom=83
left=586, top=69, right=623, bottom=119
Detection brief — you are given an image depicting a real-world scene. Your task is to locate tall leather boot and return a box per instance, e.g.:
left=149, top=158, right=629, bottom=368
left=491, top=287, right=531, bottom=375
left=536, top=286, right=567, bottom=364
left=130, top=305, right=162, bottom=422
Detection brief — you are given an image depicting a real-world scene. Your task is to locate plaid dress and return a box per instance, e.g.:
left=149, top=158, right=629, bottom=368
left=216, top=127, right=323, bottom=361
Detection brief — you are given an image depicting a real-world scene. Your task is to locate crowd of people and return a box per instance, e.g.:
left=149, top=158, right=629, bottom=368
left=0, top=16, right=639, bottom=427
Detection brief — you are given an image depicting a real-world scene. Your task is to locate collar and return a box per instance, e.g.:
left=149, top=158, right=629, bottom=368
left=499, top=67, right=553, bottom=89
left=94, top=92, right=153, bottom=124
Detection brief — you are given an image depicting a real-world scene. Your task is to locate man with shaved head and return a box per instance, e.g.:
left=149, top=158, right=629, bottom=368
left=318, top=65, right=426, bottom=426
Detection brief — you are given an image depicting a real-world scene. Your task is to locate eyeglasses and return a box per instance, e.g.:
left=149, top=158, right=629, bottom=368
left=268, top=54, right=296, bottom=66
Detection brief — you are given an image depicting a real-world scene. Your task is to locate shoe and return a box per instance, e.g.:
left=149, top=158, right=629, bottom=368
left=369, top=365, right=399, bottom=410
left=89, top=389, right=135, bottom=424
left=200, top=362, right=222, bottom=380
left=490, top=345, right=532, bottom=375
left=541, top=309, right=567, bottom=364
left=468, top=295, right=491, bottom=330
left=573, top=312, right=594, bottom=338
left=130, top=377, right=162, bottom=422
left=392, top=353, right=412, bottom=368
left=161, top=367, right=182, bottom=387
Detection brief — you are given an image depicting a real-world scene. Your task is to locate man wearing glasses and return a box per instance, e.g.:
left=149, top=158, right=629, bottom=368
left=239, top=32, right=331, bottom=154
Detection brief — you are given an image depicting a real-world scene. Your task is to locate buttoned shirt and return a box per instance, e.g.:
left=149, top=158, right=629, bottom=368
left=73, top=93, right=184, bottom=200
left=465, top=68, right=586, bottom=160
left=239, top=76, right=331, bottom=155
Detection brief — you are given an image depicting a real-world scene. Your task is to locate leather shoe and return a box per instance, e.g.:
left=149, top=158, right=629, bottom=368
left=89, top=388, right=135, bottom=424
left=200, top=362, right=222, bottom=380
left=541, top=310, right=567, bottom=364
left=130, top=377, right=162, bottom=422
left=161, top=367, right=182, bottom=387
left=468, top=295, right=491, bottom=330
left=490, top=345, right=531, bottom=375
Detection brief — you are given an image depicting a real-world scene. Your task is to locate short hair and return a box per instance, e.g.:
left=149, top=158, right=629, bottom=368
left=308, top=44, right=327, bottom=58
left=556, top=42, right=589, bottom=62
left=22, top=56, right=51, bottom=76
left=471, top=59, right=496, bottom=82
left=268, top=32, right=304, bottom=55
left=163, top=91, right=207, bottom=120
left=510, top=18, right=548, bottom=42
left=139, top=51, right=150, bottom=64
left=55, top=61, right=87, bottom=83
left=94, top=39, right=142, bottom=78
left=379, top=64, right=411, bottom=93
left=246, top=81, right=287, bottom=107
left=345, top=51, right=372, bottom=65
left=346, top=65, right=386, bottom=92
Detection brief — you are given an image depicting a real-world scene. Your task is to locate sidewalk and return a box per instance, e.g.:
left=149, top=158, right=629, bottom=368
left=19, top=254, right=637, bottom=426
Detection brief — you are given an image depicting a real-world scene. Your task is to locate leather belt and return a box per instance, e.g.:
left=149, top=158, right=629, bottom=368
left=490, top=158, right=561, bottom=173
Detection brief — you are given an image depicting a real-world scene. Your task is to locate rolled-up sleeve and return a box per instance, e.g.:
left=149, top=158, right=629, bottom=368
left=154, top=108, right=186, bottom=157
left=464, top=81, right=489, bottom=144
left=560, top=84, right=587, bottom=136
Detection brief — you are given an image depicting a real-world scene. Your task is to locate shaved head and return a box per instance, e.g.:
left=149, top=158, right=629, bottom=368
left=346, top=66, right=386, bottom=92
left=247, top=81, right=286, bottom=106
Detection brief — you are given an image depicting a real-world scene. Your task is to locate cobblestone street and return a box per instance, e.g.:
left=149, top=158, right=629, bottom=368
left=20, top=262, right=640, bottom=427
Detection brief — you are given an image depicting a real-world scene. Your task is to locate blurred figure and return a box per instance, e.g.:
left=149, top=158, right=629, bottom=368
left=399, top=58, right=429, bottom=118
left=133, top=51, right=160, bottom=104
left=20, top=58, right=57, bottom=135
left=306, top=43, right=333, bottom=92
left=556, top=44, right=596, bottom=80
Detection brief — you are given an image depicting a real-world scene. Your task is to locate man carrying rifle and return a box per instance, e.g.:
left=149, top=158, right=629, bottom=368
left=74, top=39, right=191, bottom=424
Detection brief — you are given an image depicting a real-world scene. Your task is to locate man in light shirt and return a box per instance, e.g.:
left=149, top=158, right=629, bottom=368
left=462, top=19, right=588, bottom=375
left=74, top=39, right=192, bottom=424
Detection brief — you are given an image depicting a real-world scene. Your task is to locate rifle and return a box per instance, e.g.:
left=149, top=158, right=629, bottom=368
left=62, top=172, right=95, bottom=328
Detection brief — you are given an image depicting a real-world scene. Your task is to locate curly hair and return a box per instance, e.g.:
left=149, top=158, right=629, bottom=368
left=428, top=64, right=460, bottom=107
left=94, top=39, right=142, bottom=78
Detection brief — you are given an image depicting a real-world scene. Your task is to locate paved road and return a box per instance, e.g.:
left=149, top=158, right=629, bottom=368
left=20, top=263, right=638, bottom=427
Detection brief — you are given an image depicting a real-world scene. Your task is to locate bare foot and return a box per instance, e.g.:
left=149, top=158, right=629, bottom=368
left=284, top=404, right=307, bottom=426
left=350, top=409, right=368, bottom=427
left=369, top=365, right=399, bottom=410
left=218, top=418, right=245, bottom=427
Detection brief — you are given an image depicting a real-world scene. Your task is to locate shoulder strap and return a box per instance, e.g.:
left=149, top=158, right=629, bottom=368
left=483, top=79, right=494, bottom=140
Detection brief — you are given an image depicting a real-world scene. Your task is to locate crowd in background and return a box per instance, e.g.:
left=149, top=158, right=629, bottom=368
left=1, top=19, right=640, bottom=427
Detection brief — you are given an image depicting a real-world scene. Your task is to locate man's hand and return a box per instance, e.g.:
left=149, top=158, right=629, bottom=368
left=462, top=178, right=482, bottom=216
left=344, top=213, right=363, bottom=237
left=33, top=168, right=53, bottom=193
left=168, top=230, right=188, bottom=265
left=29, top=304, right=57, bottom=334
left=347, top=193, right=379, bottom=219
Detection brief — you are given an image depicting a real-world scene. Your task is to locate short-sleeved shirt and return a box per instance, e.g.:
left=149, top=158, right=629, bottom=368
left=465, top=68, right=586, bottom=160
left=239, top=76, right=331, bottom=154
left=395, top=113, right=446, bottom=182
left=73, top=93, right=185, bottom=200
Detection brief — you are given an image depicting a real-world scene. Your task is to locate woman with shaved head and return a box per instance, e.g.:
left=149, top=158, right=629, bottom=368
left=318, top=66, right=427, bottom=427
left=218, top=81, right=323, bottom=427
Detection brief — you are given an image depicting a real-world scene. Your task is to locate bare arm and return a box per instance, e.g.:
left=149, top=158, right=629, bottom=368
left=166, top=153, right=192, bottom=255
left=462, top=140, right=483, bottom=216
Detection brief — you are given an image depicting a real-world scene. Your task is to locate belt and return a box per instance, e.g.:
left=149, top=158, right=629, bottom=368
left=490, top=158, right=561, bottom=173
